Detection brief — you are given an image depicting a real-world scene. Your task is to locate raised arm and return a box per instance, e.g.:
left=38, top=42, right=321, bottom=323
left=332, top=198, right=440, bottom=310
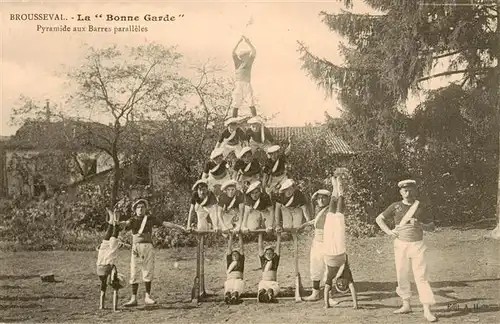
left=227, top=233, right=233, bottom=255
left=233, top=37, right=243, bottom=57
left=243, top=36, right=256, bottom=57
left=187, top=204, right=195, bottom=229
left=258, top=233, right=264, bottom=256
left=275, top=232, right=281, bottom=255
left=274, top=202, right=282, bottom=231
left=241, top=205, right=251, bottom=232
left=239, top=234, right=244, bottom=255
left=236, top=202, right=245, bottom=231
left=301, top=204, right=311, bottom=222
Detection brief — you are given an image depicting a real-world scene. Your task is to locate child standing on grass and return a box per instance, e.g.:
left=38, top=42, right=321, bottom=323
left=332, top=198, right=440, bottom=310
left=224, top=233, right=245, bottom=305
left=121, top=199, right=186, bottom=307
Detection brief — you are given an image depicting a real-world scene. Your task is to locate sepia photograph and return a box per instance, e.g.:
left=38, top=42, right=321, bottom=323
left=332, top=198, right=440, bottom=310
left=0, top=0, right=499, bottom=323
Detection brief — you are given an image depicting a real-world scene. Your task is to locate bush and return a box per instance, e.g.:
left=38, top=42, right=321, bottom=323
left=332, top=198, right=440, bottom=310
left=401, top=141, right=497, bottom=225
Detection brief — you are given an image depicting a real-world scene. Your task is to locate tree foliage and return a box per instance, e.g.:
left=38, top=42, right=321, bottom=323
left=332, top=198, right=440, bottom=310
left=298, top=0, right=500, bottom=231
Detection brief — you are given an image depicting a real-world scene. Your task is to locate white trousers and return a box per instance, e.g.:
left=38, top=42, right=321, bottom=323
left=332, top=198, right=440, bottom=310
left=281, top=207, right=304, bottom=229
left=96, top=237, right=120, bottom=267
left=393, top=239, right=435, bottom=305
left=196, top=204, right=219, bottom=231
left=232, top=81, right=255, bottom=109
left=309, top=238, right=325, bottom=282
left=246, top=209, right=273, bottom=231
left=130, top=243, right=155, bottom=284
left=224, top=279, right=245, bottom=294
left=221, top=209, right=240, bottom=229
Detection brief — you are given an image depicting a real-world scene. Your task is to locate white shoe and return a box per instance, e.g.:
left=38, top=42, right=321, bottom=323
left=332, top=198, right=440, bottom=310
left=123, top=298, right=137, bottom=307
left=303, top=289, right=320, bottom=301
left=144, top=296, right=156, bottom=305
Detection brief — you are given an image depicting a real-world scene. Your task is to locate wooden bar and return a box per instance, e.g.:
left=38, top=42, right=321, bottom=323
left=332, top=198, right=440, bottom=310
left=199, top=235, right=205, bottom=297
left=188, top=228, right=304, bottom=235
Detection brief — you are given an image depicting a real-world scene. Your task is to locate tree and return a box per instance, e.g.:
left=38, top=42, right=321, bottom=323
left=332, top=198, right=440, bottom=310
left=66, top=43, right=187, bottom=206
left=298, top=1, right=500, bottom=237
left=142, top=61, right=233, bottom=189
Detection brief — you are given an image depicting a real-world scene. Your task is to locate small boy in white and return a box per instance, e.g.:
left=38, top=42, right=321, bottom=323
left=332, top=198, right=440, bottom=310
left=241, top=181, right=275, bottom=232
left=275, top=179, right=310, bottom=230
left=187, top=180, right=220, bottom=231
left=217, top=179, right=245, bottom=232
left=257, top=231, right=281, bottom=303
left=263, top=140, right=291, bottom=197
left=224, top=233, right=245, bottom=305
left=216, top=117, right=247, bottom=158
left=245, top=117, right=274, bottom=154
left=121, top=199, right=186, bottom=307
left=202, top=147, right=231, bottom=194
left=231, top=36, right=257, bottom=118
left=234, top=146, right=262, bottom=192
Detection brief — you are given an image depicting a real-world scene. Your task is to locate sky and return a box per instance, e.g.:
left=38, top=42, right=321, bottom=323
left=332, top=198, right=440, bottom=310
left=0, top=0, right=453, bottom=136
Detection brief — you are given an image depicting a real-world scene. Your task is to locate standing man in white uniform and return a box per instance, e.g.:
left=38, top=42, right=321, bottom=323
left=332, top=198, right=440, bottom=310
left=376, top=179, right=437, bottom=322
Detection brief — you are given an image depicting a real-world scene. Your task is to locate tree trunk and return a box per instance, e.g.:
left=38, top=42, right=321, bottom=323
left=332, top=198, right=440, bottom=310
left=110, top=159, right=121, bottom=208
left=491, top=0, right=500, bottom=239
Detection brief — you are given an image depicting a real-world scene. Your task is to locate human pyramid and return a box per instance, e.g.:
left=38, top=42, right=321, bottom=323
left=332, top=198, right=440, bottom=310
left=94, top=36, right=438, bottom=322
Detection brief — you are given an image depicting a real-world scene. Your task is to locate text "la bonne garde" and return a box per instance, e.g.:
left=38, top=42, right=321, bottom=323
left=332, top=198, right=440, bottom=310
left=81, top=14, right=184, bottom=22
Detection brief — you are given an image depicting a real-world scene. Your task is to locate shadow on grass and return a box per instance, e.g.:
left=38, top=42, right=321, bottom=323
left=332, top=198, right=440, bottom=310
left=126, top=303, right=199, bottom=311
left=448, top=218, right=497, bottom=231
left=0, top=295, right=82, bottom=301
left=354, top=278, right=500, bottom=295
left=0, top=275, right=38, bottom=280
left=0, top=284, right=24, bottom=289
left=0, top=303, right=42, bottom=309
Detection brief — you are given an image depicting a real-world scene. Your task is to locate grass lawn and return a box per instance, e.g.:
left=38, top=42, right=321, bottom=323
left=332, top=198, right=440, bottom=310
left=1, top=227, right=499, bottom=323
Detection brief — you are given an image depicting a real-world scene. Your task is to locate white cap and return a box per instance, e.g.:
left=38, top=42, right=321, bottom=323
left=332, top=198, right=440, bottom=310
left=267, top=145, right=280, bottom=154
left=312, top=189, right=331, bottom=200
left=279, top=179, right=295, bottom=192
left=237, top=147, right=252, bottom=159
left=264, top=245, right=274, bottom=252
left=224, top=117, right=240, bottom=127
left=221, top=179, right=238, bottom=191
left=192, top=179, right=208, bottom=191
left=247, top=116, right=262, bottom=125
left=398, top=179, right=417, bottom=188
left=210, top=147, right=224, bottom=160
left=246, top=181, right=261, bottom=194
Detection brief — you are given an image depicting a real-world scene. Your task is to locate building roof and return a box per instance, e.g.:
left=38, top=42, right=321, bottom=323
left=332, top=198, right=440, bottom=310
left=268, top=126, right=355, bottom=155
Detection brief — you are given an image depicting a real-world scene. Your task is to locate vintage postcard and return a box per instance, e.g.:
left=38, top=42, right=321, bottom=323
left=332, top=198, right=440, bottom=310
left=1, top=1, right=499, bottom=323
